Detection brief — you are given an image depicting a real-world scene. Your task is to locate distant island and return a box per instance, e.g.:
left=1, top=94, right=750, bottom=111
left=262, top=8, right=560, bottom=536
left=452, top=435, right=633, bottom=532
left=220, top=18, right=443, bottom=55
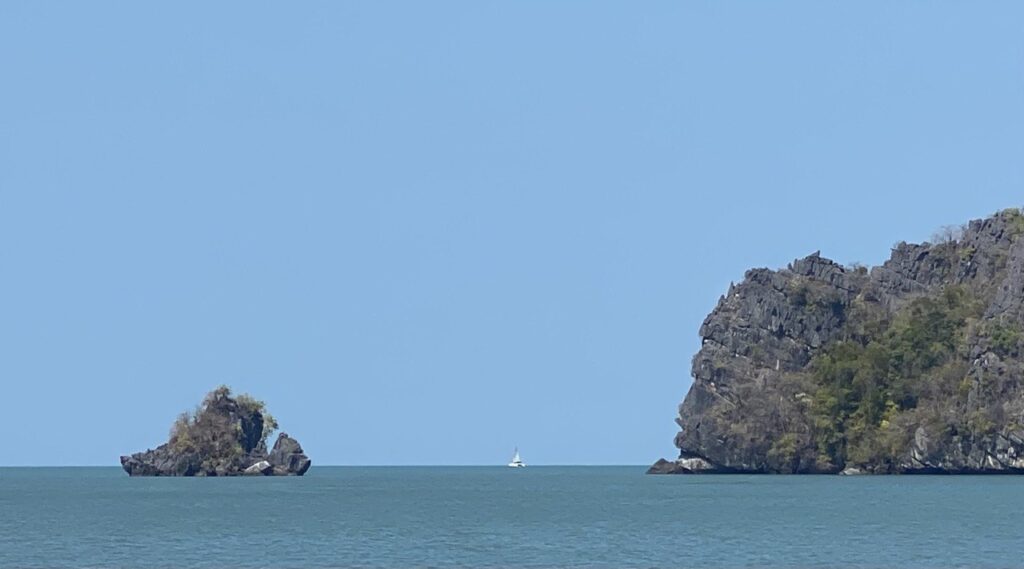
left=121, top=386, right=311, bottom=476
left=651, top=208, right=1024, bottom=475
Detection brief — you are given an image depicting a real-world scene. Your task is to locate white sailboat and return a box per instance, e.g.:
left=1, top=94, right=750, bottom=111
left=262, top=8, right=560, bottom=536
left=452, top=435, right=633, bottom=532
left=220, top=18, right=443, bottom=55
left=507, top=447, right=526, bottom=468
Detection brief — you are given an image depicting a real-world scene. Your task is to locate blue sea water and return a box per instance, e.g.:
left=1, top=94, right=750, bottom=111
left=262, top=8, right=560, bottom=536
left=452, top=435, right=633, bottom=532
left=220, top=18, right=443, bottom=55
left=1, top=466, right=1023, bottom=568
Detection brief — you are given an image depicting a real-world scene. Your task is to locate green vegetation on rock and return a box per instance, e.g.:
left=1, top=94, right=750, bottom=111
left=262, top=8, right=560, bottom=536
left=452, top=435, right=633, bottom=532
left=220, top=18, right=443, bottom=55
left=660, top=209, right=1024, bottom=475
left=121, top=385, right=310, bottom=477
left=167, top=386, right=277, bottom=474
left=808, top=286, right=984, bottom=470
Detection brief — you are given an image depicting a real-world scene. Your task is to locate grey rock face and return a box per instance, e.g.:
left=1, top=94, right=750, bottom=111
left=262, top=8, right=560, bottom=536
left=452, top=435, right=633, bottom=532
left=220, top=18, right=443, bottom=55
left=671, top=253, right=864, bottom=474
left=654, top=209, right=1024, bottom=474
left=120, top=445, right=199, bottom=477
left=268, top=433, right=312, bottom=476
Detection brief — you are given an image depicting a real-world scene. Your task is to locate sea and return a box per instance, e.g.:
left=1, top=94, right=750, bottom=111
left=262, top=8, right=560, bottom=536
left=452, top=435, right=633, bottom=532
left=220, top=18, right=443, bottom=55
left=1, top=466, right=1022, bottom=569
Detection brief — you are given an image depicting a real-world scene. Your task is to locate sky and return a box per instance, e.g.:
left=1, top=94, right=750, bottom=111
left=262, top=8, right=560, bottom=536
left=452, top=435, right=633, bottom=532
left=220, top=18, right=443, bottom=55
left=1, top=2, right=1022, bottom=466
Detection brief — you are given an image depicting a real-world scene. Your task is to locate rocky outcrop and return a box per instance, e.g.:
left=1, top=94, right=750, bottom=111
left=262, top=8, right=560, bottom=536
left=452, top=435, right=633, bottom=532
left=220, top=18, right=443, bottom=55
left=652, top=209, right=1024, bottom=474
left=268, top=433, right=312, bottom=476
left=646, top=456, right=723, bottom=474
left=121, top=387, right=311, bottom=477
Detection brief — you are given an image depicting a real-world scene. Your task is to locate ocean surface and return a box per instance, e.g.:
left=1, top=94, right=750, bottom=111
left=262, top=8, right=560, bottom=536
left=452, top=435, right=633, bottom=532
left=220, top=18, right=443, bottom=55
left=2, top=466, right=1023, bottom=568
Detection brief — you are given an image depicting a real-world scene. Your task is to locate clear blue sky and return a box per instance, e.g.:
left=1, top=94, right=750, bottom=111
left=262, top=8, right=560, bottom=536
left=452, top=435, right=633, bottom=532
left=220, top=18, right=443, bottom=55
left=1, top=2, right=1022, bottom=466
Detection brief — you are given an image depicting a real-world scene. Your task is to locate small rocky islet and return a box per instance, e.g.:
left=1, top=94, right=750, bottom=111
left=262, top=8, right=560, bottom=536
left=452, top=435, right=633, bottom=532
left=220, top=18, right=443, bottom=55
left=121, top=386, right=310, bottom=476
left=652, top=208, right=1024, bottom=475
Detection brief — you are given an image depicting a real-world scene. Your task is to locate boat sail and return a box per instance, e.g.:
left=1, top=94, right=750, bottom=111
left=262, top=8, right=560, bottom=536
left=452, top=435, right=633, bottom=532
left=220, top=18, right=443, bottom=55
left=507, top=447, right=526, bottom=468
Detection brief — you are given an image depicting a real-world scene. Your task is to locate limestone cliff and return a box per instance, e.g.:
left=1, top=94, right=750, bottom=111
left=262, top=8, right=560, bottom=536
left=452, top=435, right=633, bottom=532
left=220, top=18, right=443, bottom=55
left=651, top=209, right=1024, bottom=474
left=121, top=386, right=311, bottom=476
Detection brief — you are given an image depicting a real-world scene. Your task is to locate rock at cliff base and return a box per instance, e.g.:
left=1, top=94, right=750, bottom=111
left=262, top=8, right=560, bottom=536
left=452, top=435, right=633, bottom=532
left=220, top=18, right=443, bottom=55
left=268, top=433, right=312, bottom=476
left=244, top=460, right=273, bottom=476
left=647, top=456, right=724, bottom=474
left=646, top=459, right=678, bottom=474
